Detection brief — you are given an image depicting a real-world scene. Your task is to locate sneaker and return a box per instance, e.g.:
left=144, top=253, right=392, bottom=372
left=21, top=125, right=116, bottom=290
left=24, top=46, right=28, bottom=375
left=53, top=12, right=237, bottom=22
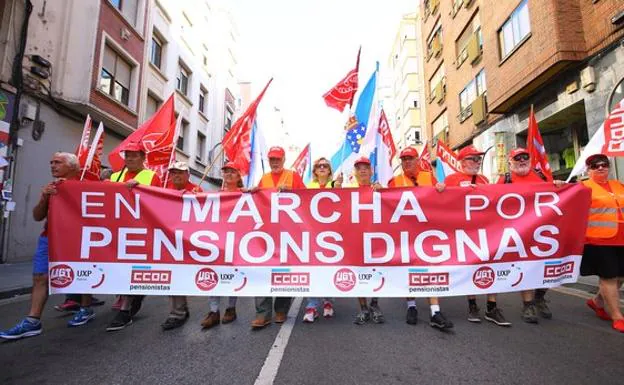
left=251, top=316, right=271, bottom=329
left=534, top=298, right=552, bottom=319
left=161, top=311, right=189, bottom=331
left=521, top=303, right=539, bottom=324
left=0, top=318, right=42, bottom=340
left=613, top=319, right=624, bottom=333
left=586, top=298, right=611, bottom=321
left=406, top=306, right=418, bottom=325
left=201, top=311, right=221, bottom=329
left=91, top=297, right=105, bottom=307
left=106, top=311, right=132, bottom=332
left=302, top=308, right=318, bottom=323
left=370, top=304, right=385, bottom=324
left=353, top=309, right=371, bottom=325
left=222, top=307, right=237, bottom=324
left=430, top=311, right=454, bottom=330
left=484, top=307, right=511, bottom=326
left=323, top=302, right=334, bottom=318
left=54, top=299, right=80, bottom=313
left=68, top=307, right=95, bottom=327
left=467, top=304, right=481, bottom=323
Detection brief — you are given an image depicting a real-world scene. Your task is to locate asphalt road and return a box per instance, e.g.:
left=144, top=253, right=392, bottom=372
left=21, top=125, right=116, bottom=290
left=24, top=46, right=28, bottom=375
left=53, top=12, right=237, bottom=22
left=1, top=290, right=623, bottom=385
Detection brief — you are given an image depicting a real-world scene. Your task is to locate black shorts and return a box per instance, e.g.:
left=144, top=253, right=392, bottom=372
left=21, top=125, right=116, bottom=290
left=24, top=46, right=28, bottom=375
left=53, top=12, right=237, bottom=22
left=580, top=244, right=624, bottom=279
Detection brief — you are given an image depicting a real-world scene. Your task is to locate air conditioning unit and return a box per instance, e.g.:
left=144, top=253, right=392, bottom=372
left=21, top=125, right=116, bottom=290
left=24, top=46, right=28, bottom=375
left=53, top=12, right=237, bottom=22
left=472, top=94, right=487, bottom=125
left=467, top=33, right=481, bottom=64
left=580, top=66, right=596, bottom=92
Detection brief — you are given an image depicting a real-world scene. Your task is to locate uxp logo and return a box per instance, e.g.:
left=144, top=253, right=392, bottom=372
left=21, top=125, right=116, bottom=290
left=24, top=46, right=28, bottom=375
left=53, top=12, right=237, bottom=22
left=50, top=264, right=74, bottom=288
left=333, top=268, right=357, bottom=292
left=131, top=267, right=172, bottom=284
left=195, top=268, right=219, bottom=291
left=473, top=266, right=495, bottom=289
left=271, top=269, right=310, bottom=286
left=408, top=269, right=450, bottom=286
left=544, top=261, right=574, bottom=278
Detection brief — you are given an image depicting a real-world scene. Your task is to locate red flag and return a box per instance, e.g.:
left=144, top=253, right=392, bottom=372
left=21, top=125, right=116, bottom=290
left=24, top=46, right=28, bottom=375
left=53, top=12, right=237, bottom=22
left=76, top=115, right=92, bottom=158
left=323, top=47, right=360, bottom=113
left=222, top=79, right=272, bottom=176
left=81, top=126, right=104, bottom=181
left=108, top=94, right=176, bottom=172
left=419, top=142, right=433, bottom=172
left=600, top=99, right=624, bottom=156
left=291, top=143, right=311, bottom=178
left=526, top=106, right=553, bottom=181
left=378, top=109, right=396, bottom=163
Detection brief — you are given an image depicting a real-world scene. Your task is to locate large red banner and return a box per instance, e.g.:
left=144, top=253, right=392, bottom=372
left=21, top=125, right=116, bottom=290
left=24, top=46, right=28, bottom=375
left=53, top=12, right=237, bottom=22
left=47, top=182, right=590, bottom=297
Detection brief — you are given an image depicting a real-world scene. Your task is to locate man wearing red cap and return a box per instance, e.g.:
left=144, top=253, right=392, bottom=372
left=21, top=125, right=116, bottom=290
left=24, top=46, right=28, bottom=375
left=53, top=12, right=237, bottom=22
left=445, top=145, right=511, bottom=327
left=106, top=142, right=162, bottom=332
left=252, top=146, right=306, bottom=329
left=388, top=147, right=453, bottom=330
left=350, top=156, right=385, bottom=325
left=161, top=161, right=203, bottom=331
left=497, top=147, right=563, bottom=323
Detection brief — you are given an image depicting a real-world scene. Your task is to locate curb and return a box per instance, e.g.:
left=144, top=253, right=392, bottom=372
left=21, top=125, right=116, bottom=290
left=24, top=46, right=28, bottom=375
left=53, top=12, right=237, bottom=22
left=0, top=286, right=32, bottom=301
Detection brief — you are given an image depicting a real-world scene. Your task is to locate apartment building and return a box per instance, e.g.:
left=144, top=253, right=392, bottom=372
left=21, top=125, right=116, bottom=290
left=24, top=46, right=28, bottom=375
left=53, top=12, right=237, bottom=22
left=420, top=0, right=624, bottom=180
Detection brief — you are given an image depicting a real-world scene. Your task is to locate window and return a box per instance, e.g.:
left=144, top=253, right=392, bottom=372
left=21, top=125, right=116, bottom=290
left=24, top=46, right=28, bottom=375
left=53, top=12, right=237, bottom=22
left=429, top=65, right=445, bottom=94
left=199, top=87, right=207, bottom=114
left=150, top=34, right=163, bottom=69
left=456, top=13, right=482, bottom=64
left=110, top=0, right=138, bottom=26
left=432, top=112, right=449, bottom=140
left=100, top=44, right=132, bottom=106
left=176, top=63, right=190, bottom=96
left=459, top=70, right=487, bottom=114
left=426, top=22, right=442, bottom=59
left=224, top=107, right=233, bottom=131
left=145, top=94, right=160, bottom=119
left=499, top=0, right=531, bottom=58
left=609, top=77, right=624, bottom=113
left=177, top=120, right=188, bottom=151
left=196, top=132, right=206, bottom=162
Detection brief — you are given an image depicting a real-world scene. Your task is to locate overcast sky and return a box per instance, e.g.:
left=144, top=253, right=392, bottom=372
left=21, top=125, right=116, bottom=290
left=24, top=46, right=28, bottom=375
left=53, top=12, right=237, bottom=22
left=226, top=0, right=417, bottom=160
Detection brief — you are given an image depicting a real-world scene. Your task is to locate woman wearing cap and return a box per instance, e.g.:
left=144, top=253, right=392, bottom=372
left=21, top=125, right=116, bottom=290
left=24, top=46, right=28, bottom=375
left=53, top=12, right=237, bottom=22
left=301, top=157, right=342, bottom=323
left=200, top=162, right=242, bottom=329
left=580, top=154, right=624, bottom=332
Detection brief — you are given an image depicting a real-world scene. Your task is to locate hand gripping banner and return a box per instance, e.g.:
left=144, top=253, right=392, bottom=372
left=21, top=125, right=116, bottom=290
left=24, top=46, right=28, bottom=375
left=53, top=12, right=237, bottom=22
left=47, top=182, right=591, bottom=297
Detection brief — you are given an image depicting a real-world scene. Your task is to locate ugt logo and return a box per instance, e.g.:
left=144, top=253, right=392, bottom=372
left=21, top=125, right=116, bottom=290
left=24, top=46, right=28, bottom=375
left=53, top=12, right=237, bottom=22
left=473, top=266, right=495, bottom=289
left=195, top=268, right=219, bottom=291
left=333, top=268, right=356, bottom=292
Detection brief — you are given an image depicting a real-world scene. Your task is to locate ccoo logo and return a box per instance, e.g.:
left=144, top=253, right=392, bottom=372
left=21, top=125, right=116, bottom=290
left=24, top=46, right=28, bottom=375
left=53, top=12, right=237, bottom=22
left=50, top=264, right=75, bottom=288
left=473, top=266, right=495, bottom=289
left=195, top=268, right=219, bottom=291
left=333, top=268, right=357, bottom=292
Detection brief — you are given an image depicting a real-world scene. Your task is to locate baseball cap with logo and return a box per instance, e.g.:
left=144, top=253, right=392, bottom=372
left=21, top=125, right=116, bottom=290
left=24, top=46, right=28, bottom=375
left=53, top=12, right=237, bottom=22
left=457, top=145, right=485, bottom=160
left=585, top=153, right=609, bottom=166
left=399, top=147, right=419, bottom=159
left=508, top=148, right=530, bottom=160
left=168, top=161, right=189, bottom=171
left=354, top=156, right=371, bottom=166
left=122, top=141, right=144, bottom=153
left=267, top=146, right=285, bottom=159
left=221, top=161, right=241, bottom=172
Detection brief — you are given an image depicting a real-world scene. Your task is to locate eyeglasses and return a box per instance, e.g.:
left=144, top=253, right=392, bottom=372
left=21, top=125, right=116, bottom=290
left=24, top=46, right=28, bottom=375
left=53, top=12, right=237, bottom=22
left=463, top=156, right=483, bottom=162
left=512, top=154, right=530, bottom=162
left=589, top=162, right=610, bottom=170
left=315, top=164, right=330, bottom=169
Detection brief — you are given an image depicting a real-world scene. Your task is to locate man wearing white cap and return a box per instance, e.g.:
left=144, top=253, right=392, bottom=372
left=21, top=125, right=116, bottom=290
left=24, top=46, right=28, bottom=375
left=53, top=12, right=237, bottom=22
left=161, top=161, right=203, bottom=330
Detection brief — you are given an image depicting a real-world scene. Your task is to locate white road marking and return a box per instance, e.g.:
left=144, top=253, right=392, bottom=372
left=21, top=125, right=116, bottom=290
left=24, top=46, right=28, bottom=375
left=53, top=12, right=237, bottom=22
left=254, top=297, right=303, bottom=385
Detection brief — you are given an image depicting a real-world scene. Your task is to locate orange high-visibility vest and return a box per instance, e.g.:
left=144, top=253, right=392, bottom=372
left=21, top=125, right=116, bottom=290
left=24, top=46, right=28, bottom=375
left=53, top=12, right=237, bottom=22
left=391, top=172, right=434, bottom=187
left=260, top=170, right=294, bottom=188
left=582, top=179, right=624, bottom=238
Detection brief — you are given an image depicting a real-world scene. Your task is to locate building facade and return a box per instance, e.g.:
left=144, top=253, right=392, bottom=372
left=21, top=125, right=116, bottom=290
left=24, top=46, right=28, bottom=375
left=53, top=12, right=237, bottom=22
left=0, top=0, right=241, bottom=263
left=420, top=0, right=624, bottom=181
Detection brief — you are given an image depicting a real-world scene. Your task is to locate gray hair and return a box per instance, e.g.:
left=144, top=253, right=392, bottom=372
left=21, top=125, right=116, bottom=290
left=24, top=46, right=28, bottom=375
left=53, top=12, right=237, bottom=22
left=54, top=152, right=80, bottom=171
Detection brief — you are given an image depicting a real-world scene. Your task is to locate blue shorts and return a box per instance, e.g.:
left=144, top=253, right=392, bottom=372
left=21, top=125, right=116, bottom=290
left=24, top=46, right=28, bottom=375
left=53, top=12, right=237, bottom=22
left=32, top=236, right=49, bottom=275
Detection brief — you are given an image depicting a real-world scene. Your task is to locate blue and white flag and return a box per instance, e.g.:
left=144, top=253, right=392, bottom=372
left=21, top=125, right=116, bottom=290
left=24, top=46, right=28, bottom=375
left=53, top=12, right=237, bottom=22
left=245, top=122, right=268, bottom=188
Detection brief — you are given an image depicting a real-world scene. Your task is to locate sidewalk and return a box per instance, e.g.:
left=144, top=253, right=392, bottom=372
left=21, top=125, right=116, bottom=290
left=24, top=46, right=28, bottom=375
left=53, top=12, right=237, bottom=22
left=0, top=262, right=32, bottom=300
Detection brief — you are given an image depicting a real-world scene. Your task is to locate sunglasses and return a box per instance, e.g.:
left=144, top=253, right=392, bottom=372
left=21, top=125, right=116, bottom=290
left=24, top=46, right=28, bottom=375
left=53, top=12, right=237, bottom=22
left=315, top=164, right=330, bottom=169
left=464, top=156, right=483, bottom=162
left=589, top=162, right=610, bottom=170
left=513, top=154, right=530, bottom=161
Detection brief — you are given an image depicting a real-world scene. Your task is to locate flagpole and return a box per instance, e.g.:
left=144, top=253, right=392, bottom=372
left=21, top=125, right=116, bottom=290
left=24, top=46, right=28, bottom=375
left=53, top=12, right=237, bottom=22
left=163, top=114, right=183, bottom=187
